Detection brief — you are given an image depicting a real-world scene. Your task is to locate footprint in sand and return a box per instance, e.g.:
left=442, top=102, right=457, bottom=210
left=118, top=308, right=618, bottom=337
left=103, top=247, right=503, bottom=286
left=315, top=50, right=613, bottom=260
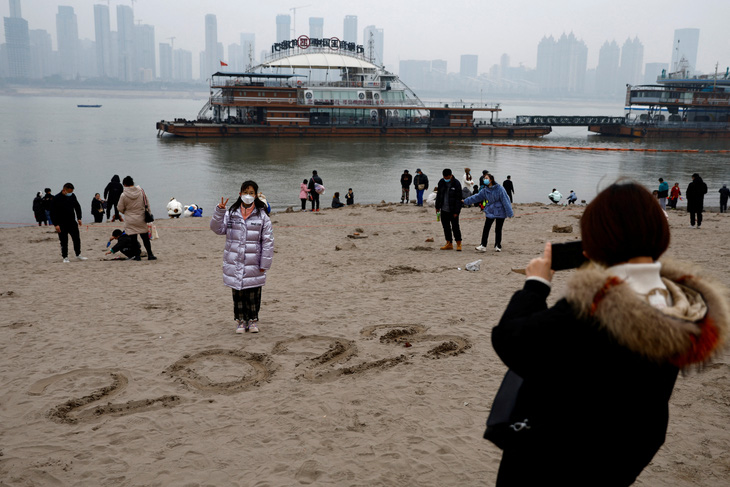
left=295, top=459, right=323, bottom=484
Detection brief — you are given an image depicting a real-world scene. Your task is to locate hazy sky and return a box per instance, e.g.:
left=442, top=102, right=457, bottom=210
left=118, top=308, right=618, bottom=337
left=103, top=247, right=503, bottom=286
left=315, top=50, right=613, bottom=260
left=3, top=0, right=729, bottom=74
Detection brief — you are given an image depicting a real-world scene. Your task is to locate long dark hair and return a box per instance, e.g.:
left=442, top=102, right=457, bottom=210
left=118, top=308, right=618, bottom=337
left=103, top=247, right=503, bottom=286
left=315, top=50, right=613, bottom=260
left=229, top=180, right=267, bottom=215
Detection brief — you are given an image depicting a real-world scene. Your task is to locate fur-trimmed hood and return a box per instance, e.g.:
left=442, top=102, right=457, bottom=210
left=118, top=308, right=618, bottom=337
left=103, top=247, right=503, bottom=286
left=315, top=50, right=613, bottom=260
left=564, top=259, right=729, bottom=368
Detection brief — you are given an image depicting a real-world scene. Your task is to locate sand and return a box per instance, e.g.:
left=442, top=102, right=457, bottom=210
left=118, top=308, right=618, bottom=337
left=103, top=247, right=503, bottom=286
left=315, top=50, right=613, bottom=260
left=1, top=202, right=729, bottom=486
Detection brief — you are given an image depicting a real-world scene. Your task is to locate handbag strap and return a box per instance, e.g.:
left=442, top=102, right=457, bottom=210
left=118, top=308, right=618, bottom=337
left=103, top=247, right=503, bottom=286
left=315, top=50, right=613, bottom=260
left=142, top=188, right=149, bottom=209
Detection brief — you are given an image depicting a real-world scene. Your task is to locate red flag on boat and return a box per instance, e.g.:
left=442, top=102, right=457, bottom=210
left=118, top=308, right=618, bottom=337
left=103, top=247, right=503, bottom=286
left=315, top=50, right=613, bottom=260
left=220, top=60, right=228, bottom=66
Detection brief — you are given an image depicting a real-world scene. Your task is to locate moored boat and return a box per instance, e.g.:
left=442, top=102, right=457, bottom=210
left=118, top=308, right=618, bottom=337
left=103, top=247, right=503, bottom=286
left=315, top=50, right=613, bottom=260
left=156, top=36, right=550, bottom=139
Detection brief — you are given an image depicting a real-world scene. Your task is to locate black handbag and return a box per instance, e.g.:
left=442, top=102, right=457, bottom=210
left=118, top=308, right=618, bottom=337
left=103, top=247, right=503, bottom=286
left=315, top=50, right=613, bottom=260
left=142, top=189, right=154, bottom=223
left=483, top=369, right=529, bottom=450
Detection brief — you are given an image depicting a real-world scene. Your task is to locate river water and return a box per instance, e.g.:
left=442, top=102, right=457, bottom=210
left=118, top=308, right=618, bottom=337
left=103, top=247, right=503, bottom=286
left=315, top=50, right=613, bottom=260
left=2, top=95, right=729, bottom=226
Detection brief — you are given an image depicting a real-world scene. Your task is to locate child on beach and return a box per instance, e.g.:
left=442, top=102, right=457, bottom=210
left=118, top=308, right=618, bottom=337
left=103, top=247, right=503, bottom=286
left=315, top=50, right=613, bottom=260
left=299, top=179, right=310, bottom=211
left=105, top=229, right=141, bottom=260
left=346, top=188, right=354, bottom=205
left=210, top=180, right=274, bottom=334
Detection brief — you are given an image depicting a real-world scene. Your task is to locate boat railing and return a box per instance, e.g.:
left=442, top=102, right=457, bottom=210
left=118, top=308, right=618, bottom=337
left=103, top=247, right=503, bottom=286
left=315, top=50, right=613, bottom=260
left=625, top=120, right=730, bottom=129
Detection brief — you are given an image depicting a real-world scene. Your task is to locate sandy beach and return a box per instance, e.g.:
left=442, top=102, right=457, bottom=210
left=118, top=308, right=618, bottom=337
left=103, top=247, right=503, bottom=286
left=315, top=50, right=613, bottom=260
left=1, top=201, right=729, bottom=486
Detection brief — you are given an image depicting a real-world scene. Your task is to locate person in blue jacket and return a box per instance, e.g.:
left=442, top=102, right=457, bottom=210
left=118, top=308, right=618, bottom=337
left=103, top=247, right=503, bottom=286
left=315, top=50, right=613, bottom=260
left=463, top=173, right=513, bottom=252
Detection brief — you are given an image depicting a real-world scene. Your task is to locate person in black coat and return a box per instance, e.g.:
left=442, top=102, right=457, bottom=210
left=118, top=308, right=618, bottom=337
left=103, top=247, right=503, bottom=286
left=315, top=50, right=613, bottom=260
left=413, top=169, right=429, bottom=206
left=489, top=181, right=729, bottom=486
left=32, top=192, right=46, bottom=226
left=719, top=184, right=729, bottom=213
left=307, top=170, right=323, bottom=212
left=400, top=169, right=413, bottom=204
left=502, top=175, right=515, bottom=203
left=50, top=182, right=87, bottom=262
left=686, top=172, right=708, bottom=228
left=105, top=229, right=141, bottom=259
left=435, top=168, right=463, bottom=251
left=91, top=193, right=105, bottom=223
left=41, top=188, right=54, bottom=225
left=104, top=175, right=124, bottom=222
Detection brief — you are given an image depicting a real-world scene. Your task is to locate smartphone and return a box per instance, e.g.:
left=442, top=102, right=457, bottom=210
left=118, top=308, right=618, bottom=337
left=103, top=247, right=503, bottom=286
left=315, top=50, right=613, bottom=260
left=551, top=241, right=586, bottom=271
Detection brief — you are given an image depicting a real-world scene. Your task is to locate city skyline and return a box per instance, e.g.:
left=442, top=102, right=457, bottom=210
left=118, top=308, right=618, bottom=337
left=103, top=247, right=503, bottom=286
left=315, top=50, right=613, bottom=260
left=2, top=0, right=728, bottom=77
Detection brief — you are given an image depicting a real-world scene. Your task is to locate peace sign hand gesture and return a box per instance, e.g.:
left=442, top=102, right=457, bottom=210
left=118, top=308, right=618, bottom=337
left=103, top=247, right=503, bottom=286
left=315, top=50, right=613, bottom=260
left=217, top=197, right=229, bottom=209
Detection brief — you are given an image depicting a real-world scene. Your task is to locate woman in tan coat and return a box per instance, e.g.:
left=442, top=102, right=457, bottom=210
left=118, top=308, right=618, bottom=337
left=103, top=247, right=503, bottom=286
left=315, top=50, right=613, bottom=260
left=117, top=176, right=156, bottom=260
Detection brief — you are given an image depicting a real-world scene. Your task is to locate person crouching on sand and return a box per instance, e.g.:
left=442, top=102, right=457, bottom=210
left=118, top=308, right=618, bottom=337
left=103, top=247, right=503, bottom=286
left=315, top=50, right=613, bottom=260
left=210, top=180, right=274, bottom=334
left=488, top=181, right=729, bottom=485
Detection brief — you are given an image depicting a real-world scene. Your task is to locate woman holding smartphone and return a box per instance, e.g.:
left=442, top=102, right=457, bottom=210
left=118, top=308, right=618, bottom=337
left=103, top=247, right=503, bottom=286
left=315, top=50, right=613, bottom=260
left=489, top=181, right=729, bottom=485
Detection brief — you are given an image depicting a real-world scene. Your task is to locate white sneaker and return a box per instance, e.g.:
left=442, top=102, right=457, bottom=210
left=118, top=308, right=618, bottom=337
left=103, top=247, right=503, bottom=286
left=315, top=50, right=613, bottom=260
left=76, top=255, right=88, bottom=261
left=495, top=246, right=502, bottom=252
left=475, top=245, right=488, bottom=252
left=249, top=324, right=259, bottom=333
left=63, top=257, right=70, bottom=263
left=235, top=321, right=247, bottom=334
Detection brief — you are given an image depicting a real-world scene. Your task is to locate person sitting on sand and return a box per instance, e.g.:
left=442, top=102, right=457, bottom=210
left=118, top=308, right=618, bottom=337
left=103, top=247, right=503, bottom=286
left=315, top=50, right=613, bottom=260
left=332, top=192, right=345, bottom=208
left=425, top=186, right=438, bottom=207
left=105, top=229, right=141, bottom=260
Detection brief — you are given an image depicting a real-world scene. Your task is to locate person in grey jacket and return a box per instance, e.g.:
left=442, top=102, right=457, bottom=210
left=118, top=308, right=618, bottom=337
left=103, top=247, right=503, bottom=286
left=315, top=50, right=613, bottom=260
left=464, top=173, right=514, bottom=252
left=211, top=180, right=274, bottom=334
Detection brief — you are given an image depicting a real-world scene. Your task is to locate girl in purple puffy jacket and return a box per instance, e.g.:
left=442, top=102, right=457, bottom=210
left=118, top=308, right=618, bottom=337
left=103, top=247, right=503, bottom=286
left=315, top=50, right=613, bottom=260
left=211, top=180, right=274, bottom=334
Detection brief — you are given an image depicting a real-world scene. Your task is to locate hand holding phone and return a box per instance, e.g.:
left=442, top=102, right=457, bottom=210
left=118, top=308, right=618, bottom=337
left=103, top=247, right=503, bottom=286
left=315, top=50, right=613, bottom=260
left=550, top=241, right=587, bottom=271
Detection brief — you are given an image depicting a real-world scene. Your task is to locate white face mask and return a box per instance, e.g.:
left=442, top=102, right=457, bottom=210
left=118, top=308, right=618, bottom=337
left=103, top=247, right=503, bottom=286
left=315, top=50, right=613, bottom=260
left=241, top=194, right=255, bottom=205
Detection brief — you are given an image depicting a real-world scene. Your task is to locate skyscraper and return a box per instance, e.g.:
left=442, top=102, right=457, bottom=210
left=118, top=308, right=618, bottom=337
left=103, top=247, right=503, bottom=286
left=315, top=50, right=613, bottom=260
left=460, top=54, right=478, bottom=78
left=671, top=28, right=699, bottom=73
left=536, top=32, right=587, bottom=94
left=159, top=42, right=172, bottom=80
left=94, top=4, right=112, bottom=77
left=9, top=0, right=20, bottom=18
left=4, top=0, right=30, bottom=78
left=29, top=29, right=52, bottom=78
left=116, top=4, right=135, bottom=81
left=309, top=17, right=324, bottom=39
left=363, top=25, right=384, bottom=65
left=619, top=37, right=643, bottom=86
left=240, top=33, right=255, bottom=69
left=173, top=48, right=192, bottom=81
left=204, top=14, right=218, bottom=78
left=596, top=40, right=620, bottom=96
left=276, top=15, right=291, bottom=43
left=136, top=24, right=155, bottom=80
left=343, top=15, right=357, bottom=44
left=56, top=6, right=78, bottom=79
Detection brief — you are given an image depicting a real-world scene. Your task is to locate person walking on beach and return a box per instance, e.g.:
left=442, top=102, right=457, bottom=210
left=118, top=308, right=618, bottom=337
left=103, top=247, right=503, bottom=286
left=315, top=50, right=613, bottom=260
left=91, top=193, right=105, bottom=223
left=299, top=179, right=310, bottom=211
left=210, top=180, right=274, bottom=334
left=400, top=169, right=413, bottom=204
left=32, top=192, right=46, bottom=226
left=435, top=168, right=463, bottom=251
left=464, top=173, right=513, bottom=252
left=658, top=178, right=669, bottom=210
left=346, top=188, right=355, bottom=206
left=50, top=183, right=87, bottom=263
left=308, top=170, right=323, bottom=212
left=104, top=175, right=124, bottom=222
left=502, top=175, right=515, bottom=203
left=669, top=182, right=681, bottom=209
left=117, top=176, right=156, bottom=260
left=413, top=169, right=429, bottom=206
left=41, top=188, right=54, bottom=225
left=719, top=184, right=730, bottom=213
left=686, top=173, right=708, bottom=228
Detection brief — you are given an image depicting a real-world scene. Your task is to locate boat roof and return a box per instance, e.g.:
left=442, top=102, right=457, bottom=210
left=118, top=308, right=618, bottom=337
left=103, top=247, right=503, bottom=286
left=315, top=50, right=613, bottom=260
left=211, top=72, right=296, bottom=78
left=259, top=52, right=378, bottom=71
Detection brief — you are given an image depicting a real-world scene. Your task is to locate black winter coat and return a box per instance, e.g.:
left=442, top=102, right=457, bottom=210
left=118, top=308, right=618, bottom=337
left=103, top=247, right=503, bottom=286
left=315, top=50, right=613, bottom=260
left=686, top=177, right=707, bottom=212
left=50, top=192, right=82, bottom=227
left=413, top=173, right=429, bottom=191
left=435, top=178, right=463, bottom=214
left=400, top=173, right=412, bottom=188
left=104, top=175, right=124, bottom=204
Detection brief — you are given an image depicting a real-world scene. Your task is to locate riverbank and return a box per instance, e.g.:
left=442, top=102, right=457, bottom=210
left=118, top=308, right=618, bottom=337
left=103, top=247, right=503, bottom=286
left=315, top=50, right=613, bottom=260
left=1, top=202, right=728, bottom=485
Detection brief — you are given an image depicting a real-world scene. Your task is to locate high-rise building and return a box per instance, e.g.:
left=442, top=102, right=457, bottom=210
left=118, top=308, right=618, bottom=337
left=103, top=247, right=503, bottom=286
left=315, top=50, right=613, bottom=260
left=276, top=14, right=291, bottom=43
left=309, top=17, right=324, bottom=39
left=227, top=43, right=241, bottom=71
left=671, top=28, right=699, bottom=73
left=363, top=25, right=383, bottom=65
left=173, top=48, right=192, bottom=81
left=619, top=37, right=643, bottom=85
left=240, top=33, right=255, bottom=69
left=159, top=42, right=172, bottom=80
left=56, top=6, right=79, bottom=79
left=78, top=38, right=97, bottom=78
left=536, top=32, right=587, bottom=94
left=432, top=59, right=447, bottom=74
left=9, top=0, right=21, bottom=18
left=596, top=40, right=620, bottom=96
left=4, top=0, right=30, bottom=78
left=644, top=62, right=669, bottom=84
left=136, top=24, right=155, bottom=80
left=460, top=54, right=478, bottom=78
left=343, top=15, right=357, bottom=44
left=29, top=29, right=52, bottom=78
left=204, top=14, right=218, bottom=78
left=116, top=4, right=135, bottom=81
left=94, top=4, right=112, bottom=77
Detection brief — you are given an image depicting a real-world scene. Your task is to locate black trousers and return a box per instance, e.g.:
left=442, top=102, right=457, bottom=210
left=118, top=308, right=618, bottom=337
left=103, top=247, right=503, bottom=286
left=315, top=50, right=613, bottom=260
left=301, top=198, right=307, bottom=210
left=440, top=212, right=461, bottom=242
left=721, top=198, right=728, bottom=213
left=106, top=200, right=120, bottom=219
left=130, top=232, right=153, bottom=257
left=482, top=217, right=505, bottom=247
left=58, top=224, right=81, bottom=258
left=93, top=211, right=104, bottom=223
left=690, top=211, right=703, bottom=227
left=310, top=193, right=320, bottom=210
left=232, top=286, right=262, bottom=322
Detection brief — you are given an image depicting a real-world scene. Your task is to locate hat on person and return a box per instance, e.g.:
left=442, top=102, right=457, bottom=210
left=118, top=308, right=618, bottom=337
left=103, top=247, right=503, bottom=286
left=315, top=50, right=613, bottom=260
left=416, top=168, right=421, bottom=172
left=691, top=173, right=700, bottom=178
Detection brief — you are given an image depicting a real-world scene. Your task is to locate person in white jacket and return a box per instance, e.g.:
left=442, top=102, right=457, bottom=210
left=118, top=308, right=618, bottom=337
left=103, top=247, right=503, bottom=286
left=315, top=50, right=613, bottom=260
left=167, top=197, right=183, bottom=218
left=548, top=188, right=563, bottom=204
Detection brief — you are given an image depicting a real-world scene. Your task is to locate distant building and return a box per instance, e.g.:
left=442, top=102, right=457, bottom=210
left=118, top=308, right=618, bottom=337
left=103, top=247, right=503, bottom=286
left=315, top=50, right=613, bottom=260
left=173, top=48, right=192, bottom=81
left=363, top=25, right=383, bottom=65
left=9, top=0, right=21, bottom=18
left=204, top=14, right=218, bottom=78
left=460, top=54, right=478, bottom=78
left=432, top=59, right=447, bottom=74
left=227, top=43, right=241, bottom=71
left=276, top=14, right=291, bottom=43
left=644, top=62, right=668, bottom=84
left=240, top=33, right=255, bottom=69
left=136, top=24, right=155, bottom=80
left=29, top=29, right=52, bottom=78
left=116, top=4, right=135, bottom=81
left=671, top=28, right=699, bottom=73
left=596, top=40, right=620, bottom=96
left=619, top=37, right=643, bottom=85
left=78, top=38, right=97, bottom=78
left=93, top=4, right=112, bottom=77
left=399, top=60, right=431, bottom=90
left=3, top=15, right=30, bottom=78
left=159, top=42, right=172, bottom=80
left=343, top=15, right=357, bottom=44
left=536, top=32, right=587, bottom=95
left=56, top=6, right=79, bottom=79
left=309, top=17, right=324, bottom=39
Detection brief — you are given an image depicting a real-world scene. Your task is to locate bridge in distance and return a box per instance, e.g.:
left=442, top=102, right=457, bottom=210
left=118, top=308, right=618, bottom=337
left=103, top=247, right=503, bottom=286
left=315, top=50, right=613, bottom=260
left=512, top=115, right=625, bottom=126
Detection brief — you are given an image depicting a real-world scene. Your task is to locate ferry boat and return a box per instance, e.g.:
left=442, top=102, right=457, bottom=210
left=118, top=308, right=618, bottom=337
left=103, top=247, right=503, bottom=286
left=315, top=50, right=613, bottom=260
left=156, top=36, right=550, bottom=138
left=589, top=62, right=730, bottom=138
